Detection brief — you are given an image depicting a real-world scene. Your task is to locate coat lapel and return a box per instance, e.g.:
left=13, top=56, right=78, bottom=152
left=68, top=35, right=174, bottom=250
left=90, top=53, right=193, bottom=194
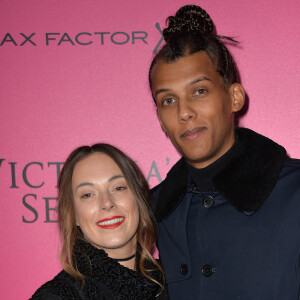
left=154, top=128, right=287, bottom=220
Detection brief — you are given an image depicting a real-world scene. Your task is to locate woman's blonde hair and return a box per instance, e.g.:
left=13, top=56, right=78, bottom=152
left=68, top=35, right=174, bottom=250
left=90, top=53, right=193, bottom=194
left=57, top=143, right=164, bottom=290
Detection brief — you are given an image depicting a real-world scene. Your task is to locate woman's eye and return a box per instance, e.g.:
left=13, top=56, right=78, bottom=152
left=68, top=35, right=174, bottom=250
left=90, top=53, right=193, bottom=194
left=80, top=192, right=94, bottom=199
left=115, top=186, right=127, bottom=191
left=162, top=98, right=175, bottom=105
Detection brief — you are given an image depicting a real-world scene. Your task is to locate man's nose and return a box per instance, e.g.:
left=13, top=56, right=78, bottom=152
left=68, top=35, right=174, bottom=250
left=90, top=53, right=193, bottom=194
left=178, top=98, right=196, bottom=122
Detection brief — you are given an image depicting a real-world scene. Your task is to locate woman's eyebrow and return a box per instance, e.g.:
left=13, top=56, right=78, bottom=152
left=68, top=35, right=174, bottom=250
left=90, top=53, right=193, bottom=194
left=76, top=182, right=94, bottom=190
left=75, top=175, right=124, bottom=190
left=108, top=175, right=124, bottom=182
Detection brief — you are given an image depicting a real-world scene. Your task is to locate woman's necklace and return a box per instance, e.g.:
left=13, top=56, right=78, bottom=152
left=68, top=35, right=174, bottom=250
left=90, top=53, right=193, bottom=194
left=114, top=253, right=136, bottom=262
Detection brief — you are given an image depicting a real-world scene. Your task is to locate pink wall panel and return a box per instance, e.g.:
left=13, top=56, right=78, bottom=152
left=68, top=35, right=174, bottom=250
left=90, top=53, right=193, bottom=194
left=0, top=0, right=299, bottom=298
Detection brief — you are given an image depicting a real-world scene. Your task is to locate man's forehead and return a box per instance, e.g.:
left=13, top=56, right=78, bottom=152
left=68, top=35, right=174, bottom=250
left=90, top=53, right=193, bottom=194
left=151, top=53, right=219, bottom=89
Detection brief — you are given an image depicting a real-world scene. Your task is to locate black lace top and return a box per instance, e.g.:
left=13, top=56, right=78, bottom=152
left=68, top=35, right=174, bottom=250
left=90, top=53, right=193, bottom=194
left=30, top=240, right=167, bottom=300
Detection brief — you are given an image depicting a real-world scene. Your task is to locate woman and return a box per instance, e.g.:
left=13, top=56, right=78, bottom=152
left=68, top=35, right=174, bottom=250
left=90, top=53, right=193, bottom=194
left=31, top=143, right=167, bottom=299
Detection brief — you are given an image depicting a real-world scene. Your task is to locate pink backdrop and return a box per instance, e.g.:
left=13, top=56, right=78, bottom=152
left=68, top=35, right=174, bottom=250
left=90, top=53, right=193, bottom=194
left=0, top=0, right=299, bottom=299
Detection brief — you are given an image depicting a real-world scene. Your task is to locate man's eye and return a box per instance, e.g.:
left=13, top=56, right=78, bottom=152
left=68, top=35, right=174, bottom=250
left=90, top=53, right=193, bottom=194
left=162, top=98, right=175, bottom=105
left=194, top=88, right=207, bottom=96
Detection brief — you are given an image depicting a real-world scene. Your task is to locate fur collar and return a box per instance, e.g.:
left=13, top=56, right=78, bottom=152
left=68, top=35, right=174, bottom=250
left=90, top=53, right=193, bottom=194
left=154, top=128, right=287, bottom=221
left=31, top=240, right=165, bottom=299
left=74, top=240, right=162, bottom=300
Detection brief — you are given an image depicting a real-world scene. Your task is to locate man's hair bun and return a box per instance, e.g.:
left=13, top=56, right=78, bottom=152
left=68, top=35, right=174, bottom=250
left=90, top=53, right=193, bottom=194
left=163, top=5, right=214, bottom=42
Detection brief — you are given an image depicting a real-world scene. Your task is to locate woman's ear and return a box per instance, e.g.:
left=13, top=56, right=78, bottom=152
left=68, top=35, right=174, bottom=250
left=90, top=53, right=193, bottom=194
left=230, top=83, right=245, bottom=112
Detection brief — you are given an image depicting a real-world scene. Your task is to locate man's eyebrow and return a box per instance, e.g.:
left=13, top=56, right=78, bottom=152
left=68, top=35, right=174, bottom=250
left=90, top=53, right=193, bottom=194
left=155, top=77, right=212, bottom=96
left=189, top=77, right=212, bottom=86
left=155, top=88, right=170, bottom=97
left=75, top=175, right=124, bottom=190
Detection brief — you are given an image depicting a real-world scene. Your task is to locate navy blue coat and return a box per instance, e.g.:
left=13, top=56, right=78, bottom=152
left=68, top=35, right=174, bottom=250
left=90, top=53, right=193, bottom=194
left=152, top=128, right=300, bottom=300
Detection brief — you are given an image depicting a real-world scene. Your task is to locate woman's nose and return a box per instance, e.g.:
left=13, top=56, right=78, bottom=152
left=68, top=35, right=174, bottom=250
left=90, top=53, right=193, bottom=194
left=99, top=193, right=115, bottom=211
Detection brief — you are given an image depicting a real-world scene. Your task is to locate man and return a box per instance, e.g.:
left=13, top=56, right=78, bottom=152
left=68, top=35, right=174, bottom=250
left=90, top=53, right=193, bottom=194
left=149, top=5, right=300, bottom=300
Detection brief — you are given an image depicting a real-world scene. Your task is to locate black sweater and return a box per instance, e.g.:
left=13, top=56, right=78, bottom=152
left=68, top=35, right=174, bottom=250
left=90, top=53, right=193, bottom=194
left=31, top=240, right=167, bottom=300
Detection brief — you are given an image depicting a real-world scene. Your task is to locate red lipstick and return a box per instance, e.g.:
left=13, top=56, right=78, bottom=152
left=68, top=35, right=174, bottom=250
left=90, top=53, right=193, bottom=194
left=96, top=216, right=125, bottom=229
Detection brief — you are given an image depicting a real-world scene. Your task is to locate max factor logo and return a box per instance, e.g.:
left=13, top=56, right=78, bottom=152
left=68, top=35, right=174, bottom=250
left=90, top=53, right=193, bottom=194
left=0, top=32, right=149, bottom=46
left=0, top=23, right=165, bottom=53
left=153, top=23, right=164, bottom=54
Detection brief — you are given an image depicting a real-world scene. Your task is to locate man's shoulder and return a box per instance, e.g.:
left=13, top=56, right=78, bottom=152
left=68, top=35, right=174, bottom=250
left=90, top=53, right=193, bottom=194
left=150, top=157, right=187, bottom=198
left=282, top=157, right=300, bottom=172
left=150, top=157, right=188, bottom=215
left=285, top=157, right=300, bottom=165
left=151, top=181, right=164, bottom=196
left=281, top=157, right=300, bottom=178
left=150, top=181, right=165, bottom=211
left=151, top=158, right=184, bottom=195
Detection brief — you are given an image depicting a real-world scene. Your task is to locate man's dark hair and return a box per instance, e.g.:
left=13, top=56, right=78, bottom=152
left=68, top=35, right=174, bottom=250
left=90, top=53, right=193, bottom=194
left=149, top=5, right=240, bottom=104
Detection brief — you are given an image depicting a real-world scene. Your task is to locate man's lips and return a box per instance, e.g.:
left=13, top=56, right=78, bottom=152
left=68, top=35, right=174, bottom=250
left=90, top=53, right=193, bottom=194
left=97, top=216, right=125, bottom=229
left=181, top=127, right=206, bottom=140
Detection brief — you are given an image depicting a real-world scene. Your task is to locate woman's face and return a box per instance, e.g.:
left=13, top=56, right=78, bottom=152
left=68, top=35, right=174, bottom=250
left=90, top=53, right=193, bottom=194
left=72, top=153, right=139, bottom=257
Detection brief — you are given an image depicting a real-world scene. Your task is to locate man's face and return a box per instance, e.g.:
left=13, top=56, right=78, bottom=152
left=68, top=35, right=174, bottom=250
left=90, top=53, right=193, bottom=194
left=151, top=51, right=244, bottom=168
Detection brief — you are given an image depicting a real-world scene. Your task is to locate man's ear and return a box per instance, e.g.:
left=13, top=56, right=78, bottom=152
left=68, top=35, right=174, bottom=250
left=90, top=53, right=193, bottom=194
left=230, top=83, right=245, bottom=112
left=156, top=109, right=167, bottom=133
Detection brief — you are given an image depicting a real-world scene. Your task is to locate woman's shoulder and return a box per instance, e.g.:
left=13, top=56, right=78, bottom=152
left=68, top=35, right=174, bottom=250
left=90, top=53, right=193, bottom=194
left=30, top=270, right=115, bottom=300
left=30, top=270, right=82, bottom=299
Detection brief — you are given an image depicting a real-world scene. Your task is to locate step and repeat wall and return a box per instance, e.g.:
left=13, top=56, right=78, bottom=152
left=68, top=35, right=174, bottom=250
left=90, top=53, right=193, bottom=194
left=1, top=0, right=299, bottom=298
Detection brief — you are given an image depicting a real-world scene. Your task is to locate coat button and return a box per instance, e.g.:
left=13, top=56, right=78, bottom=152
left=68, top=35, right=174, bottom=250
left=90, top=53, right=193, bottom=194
left=180, top=264, right=188, bottom=275
left=202, top=264, right=213, bottom=277
left=203, top=196, right=214, bottom=208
